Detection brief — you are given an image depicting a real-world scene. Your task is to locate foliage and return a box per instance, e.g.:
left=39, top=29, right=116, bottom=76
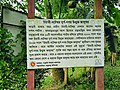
left=0, top=25, right=46, bottom=89
left=0, top=28, right=13, bottom=89
left=41, top=63, right=120, bottom=90
left=47, top=0, right=94, bottom=19
left=0, top=27, right=26, bottom=89
left=103, top=0, right=120, bottom=27
left=103, top=0, right=120, bottom=61
left=104, top=61, right=120, bottom=90
left=104, top=44, right=111, bottom=62
left=0, top=0, right=28, bottom=13
left=35, top=0, right=45, bottom=17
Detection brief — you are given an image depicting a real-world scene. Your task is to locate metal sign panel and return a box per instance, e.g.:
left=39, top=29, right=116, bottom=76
left=2, top=7, right=27, bottom=55
left=2, top=7, right=27, bottom=26
left=26, top=19, right=104, bottom=69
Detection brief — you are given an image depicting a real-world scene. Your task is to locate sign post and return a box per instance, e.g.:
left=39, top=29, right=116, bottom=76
left=94, top=0, right=104, bottom=90
left=27, top=0, right=35, bottom=90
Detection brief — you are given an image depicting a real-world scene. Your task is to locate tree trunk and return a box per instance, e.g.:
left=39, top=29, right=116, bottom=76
left=52, top=68, right=64, bottom=82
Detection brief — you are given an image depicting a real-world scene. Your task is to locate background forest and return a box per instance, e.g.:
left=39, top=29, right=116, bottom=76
left=0, top=0, right=120, bottom=90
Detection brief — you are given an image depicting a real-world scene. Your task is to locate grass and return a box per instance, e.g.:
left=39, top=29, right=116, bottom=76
left=104, top=60, right=120, bottom=90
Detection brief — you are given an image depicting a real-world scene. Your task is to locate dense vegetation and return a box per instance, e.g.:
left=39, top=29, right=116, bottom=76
left=0, top=0, right=120, bottom=90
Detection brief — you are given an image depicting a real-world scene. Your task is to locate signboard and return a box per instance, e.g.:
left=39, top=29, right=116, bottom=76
left=2, top=6, right=40, bottom=55
left=2, top=7, right=27, bottom=55
left=26, top=19, right=104, bottom=69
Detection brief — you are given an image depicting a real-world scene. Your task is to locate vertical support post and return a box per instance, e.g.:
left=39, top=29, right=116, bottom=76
left=94, top=0, right=104, bottom=90
left=27, top=0, right=35, bottom=90
left=28, top=0, right=35, bottom=19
